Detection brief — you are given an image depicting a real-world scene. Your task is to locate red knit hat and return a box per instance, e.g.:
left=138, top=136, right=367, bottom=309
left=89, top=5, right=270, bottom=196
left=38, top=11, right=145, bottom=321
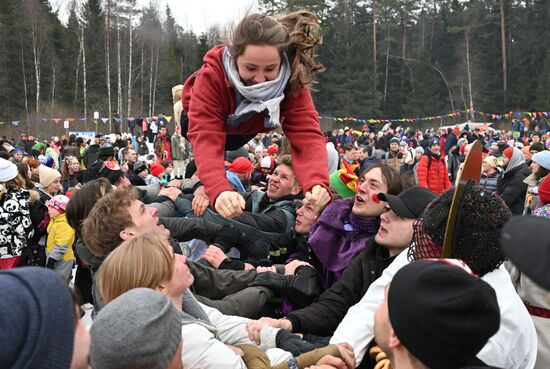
left=267, top=145, right=278, bottom=155
left=229, top=157, right=253, bottom=174
left=539, top=174, right=550, bottom=204
left=150, top=163, right=165, bottom=178
left=503, top=147, right=514, bottom=160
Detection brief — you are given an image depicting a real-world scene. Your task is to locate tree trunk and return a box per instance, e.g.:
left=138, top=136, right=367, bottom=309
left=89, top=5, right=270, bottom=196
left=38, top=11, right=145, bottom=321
left=81, top=28, right=88, bottom=130
left=430, top=0, right=436, bottom=52
left=20, top=41, right=29, bottom=128
left=117, top=12, right=122, bottom=118
left=499, top=0, right=508, bottom=109
left=105, top=0, right=113, bottom=133
left=465, top=30, right=474, bottom=122
left=148, top=43, right=154, bottom=117
left=74, top=36, right=81, bottom=104
left=51, top=64, right=56, bottom=114
left=383, top=25, right=390, bottom=106
left=31, top=20, right=41, bottom=115
left=127, top=7, right=134, bottom=128
left=152, top=45, right=160, bottom=115
left=140, top=47, right=144, bottom=114
left=372, top=0, right=377, bottom=94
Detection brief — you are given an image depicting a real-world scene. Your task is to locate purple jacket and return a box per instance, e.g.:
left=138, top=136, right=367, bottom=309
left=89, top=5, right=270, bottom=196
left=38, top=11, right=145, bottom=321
left=308, top=199, right=380, bottom=288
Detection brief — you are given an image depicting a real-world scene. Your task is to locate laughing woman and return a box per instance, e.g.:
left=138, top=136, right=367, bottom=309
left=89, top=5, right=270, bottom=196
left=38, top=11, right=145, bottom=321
left=183, top=11, right=330, bottom=219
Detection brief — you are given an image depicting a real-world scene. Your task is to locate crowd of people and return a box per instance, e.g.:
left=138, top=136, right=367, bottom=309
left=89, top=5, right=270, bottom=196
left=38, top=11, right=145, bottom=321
left=1, top=8, right=550, bottom=369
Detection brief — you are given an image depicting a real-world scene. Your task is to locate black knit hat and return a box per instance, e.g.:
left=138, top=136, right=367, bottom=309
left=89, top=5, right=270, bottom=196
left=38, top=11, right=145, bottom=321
left=388, top=259, right=500, bottom=369
left=99, top=161, right=124, bottom=185
left=408, top=186, right=511, bottom=276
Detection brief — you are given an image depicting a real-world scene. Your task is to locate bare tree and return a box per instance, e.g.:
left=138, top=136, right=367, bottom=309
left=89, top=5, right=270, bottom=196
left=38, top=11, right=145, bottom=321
left=80, top=27, right=88, bottom=128
left=25, top=0, right=48, bottom=115
left=127, top=2, right=134, bottom=123
left=105, top=0, right=113, bottom=133
left=116, top=11, right=122, bottom=118
left=20, top=40, right=29, bottom=127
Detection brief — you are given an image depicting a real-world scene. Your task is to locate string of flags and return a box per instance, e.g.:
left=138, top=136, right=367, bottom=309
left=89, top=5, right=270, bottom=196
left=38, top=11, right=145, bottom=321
left=0, top=115, right=173, bottom=126
left=2, top=109, right=550, bottom=127
left=320, top=109, right=550, bottom=125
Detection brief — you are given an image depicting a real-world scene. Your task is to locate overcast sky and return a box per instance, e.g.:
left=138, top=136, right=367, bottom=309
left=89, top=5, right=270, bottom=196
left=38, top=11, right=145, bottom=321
left=50, top=0, right=259, bottom=34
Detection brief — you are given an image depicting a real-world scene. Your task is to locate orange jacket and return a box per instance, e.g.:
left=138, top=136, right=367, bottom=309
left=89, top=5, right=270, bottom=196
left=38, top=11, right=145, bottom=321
left=417, top=153, right=452, bottom=195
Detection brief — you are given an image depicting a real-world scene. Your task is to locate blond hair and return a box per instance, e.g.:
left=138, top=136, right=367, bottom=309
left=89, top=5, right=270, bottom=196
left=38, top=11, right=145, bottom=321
left=97, top=233, right=174, bottom=304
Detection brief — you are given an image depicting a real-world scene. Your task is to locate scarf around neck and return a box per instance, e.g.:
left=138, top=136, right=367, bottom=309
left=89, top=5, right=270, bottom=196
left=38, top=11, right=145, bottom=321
left=222, top=46, right=291, bottom=130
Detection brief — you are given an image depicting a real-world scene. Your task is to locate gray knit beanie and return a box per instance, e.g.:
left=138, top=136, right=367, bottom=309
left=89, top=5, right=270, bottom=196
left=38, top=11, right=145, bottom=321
left=90, top=288, right=182, bottom=369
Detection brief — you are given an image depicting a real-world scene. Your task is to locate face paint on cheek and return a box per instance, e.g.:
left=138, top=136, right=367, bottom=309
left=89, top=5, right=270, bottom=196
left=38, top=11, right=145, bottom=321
left=372, top=193, right=381, bottom=204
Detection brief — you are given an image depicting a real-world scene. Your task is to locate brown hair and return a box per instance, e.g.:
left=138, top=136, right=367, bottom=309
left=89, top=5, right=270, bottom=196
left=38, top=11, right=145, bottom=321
left=361, top=162, right=409, bottom=196
left=275, top=154, right=300, bottom=188
left=26, top=157, right=40, bottom=169
left=229, top=10, right=324, bottom=96
left=81, top=186, right=138, bottom=257
left=66, top=178, right=113, bottom=234
left=97, top=233, right=174, bottom=304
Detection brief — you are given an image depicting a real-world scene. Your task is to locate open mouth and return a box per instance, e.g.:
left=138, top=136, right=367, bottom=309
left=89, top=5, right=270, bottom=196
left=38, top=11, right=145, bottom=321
left=355, top=195, right=366, bottom=204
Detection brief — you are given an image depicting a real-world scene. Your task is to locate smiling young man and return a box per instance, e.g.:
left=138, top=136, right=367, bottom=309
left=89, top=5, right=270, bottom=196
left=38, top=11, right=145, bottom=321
left=81, top=186, right=277, bottom=318
left=203, top=155, right=302, bottom=240
left=306, top=163, right=408, bottom=289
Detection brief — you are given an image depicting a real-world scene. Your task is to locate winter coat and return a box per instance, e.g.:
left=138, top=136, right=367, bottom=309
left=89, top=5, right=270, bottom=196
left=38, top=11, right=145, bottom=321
left=286, top=237, right=396, bottom=337
left=497, top=163, right=531, bottom=214
left=416, top=151, right=452, bottom=195
left=330, top=250, right=538, bottom=369
left=480, top=170, right=499, bottom=194
left=182, top=45, right=329, bottom=207
left=179, top=290, right=286, bottom=369
left=154, top=133, right=172, bottom=161
left=308, top=199, right=380, bottom=289
left=523, top=173, right=546, bottom=214
left=0, top=188, right=34, bottom=269
left=507, top=260, right=550, bottom=369
left=46, top=213, right=75, bottom=262
left=171, top=133, right=190, bottom=161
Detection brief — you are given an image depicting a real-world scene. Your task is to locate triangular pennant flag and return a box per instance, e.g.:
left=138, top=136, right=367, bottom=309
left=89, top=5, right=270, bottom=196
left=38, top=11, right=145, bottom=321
left=79, top=117, right=87, bottom=122
left=41, top=118, right=48, bottom=122
left=67, top=118, right=75, bottom=122
left=166, top=116, right=172, bottom=122
left=114, top=117, right=121, bottom=123
left=12, top=121, right=20, bottom=126
left=101, top=118, right=109, bottom=123
left=127, top=117, right=135, bottom=122
left=53, top=118, right=61, bottom=124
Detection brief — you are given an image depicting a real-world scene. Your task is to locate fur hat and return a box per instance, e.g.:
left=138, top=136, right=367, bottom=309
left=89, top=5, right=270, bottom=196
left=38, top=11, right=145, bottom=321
left=409, top=185, right=511, bottom=276
left=38, top=165, right=61, bottom=188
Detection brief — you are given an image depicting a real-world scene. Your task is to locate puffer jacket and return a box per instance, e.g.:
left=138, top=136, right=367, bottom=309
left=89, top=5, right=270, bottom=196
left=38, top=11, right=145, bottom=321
left=416, top=151, right=451, bottom=195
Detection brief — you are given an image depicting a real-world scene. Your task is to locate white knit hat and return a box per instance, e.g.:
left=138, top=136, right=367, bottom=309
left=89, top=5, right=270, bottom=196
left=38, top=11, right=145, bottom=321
left=0, top=158, right=18, bottom=182
left=39, top=165, right=61, bottom=188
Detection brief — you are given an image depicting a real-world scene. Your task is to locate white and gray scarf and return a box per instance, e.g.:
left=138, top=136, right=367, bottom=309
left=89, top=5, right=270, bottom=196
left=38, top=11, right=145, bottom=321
left=222, top=46, right=291, bottom=129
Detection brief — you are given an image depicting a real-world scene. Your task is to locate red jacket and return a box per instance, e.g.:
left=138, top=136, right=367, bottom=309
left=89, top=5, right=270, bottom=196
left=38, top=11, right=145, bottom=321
left=417, top=152, right=452, bottom=195
left=183, top=45, right=329, bottom=205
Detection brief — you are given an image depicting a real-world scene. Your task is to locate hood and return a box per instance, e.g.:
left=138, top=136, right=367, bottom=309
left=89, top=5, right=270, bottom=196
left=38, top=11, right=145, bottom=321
left=504, top=147, right=525, bottom=174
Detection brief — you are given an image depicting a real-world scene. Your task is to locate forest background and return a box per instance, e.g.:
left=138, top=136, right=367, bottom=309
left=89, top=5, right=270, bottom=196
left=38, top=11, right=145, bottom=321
left=0, top=0, right=549, bottom=138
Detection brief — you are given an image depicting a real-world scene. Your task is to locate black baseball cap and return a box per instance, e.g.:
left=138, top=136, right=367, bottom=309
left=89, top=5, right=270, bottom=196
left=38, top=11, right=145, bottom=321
left=378, top=186, right=436, bottom=219
left=502, top=216, right=550, bottom=290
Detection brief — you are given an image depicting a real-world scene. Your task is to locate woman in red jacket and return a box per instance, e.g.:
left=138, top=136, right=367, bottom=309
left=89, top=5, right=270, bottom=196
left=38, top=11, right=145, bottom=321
left=417, top=138, right=452, bottom=195
left=183, top=11, right=330, bottom=218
